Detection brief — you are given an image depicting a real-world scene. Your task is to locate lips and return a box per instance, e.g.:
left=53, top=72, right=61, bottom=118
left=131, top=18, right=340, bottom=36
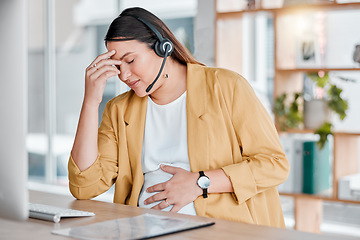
left=128, top=80, right=140, bottom=88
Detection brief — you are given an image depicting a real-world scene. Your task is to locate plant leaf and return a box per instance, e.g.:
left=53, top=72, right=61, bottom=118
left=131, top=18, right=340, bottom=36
left=314, top=122, right=332, bottom=150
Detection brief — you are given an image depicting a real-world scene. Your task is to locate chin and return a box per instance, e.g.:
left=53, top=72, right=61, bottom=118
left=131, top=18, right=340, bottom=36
left=133, top=89, right=148, bottom=98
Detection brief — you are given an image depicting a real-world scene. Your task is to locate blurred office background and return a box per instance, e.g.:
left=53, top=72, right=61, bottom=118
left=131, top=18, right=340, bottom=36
left=26, top=0, right=360, bottom=238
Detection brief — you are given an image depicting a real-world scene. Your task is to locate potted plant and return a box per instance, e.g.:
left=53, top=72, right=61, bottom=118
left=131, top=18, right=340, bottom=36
left=274, top=92, right=303, bottom=131
left=274, top=71, right=353, bottom=149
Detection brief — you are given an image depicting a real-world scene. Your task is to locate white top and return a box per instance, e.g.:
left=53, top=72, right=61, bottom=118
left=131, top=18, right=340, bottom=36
left=138, top=92, right=197, bottom=215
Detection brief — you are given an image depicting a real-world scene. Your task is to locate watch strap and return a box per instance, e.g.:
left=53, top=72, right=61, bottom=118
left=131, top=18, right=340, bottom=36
left=199, top=171, right=208, bottom=198
left=202, top=187, right=208, bottom=198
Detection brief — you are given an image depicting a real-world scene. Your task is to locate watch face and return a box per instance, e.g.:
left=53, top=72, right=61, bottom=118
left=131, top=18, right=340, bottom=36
left=198, top=176, right=210, bottom=189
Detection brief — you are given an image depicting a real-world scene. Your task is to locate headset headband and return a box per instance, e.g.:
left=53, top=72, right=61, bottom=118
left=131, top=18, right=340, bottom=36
left=124, top=14, right=164, bottom=42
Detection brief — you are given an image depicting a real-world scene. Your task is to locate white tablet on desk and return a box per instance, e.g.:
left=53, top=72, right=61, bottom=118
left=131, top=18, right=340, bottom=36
left=52, top=213, right=215, bottom=240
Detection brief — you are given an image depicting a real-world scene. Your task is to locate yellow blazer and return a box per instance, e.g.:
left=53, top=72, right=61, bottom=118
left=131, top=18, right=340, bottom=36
left=68, top=63, right=289, bottom=227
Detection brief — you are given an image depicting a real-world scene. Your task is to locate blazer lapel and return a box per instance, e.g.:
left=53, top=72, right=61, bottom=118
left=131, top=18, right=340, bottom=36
left=124, top=93, right=147, bottom=203
left=186, top=63, right=209, bottom=172
left=187, top=63, right=210, bottom=216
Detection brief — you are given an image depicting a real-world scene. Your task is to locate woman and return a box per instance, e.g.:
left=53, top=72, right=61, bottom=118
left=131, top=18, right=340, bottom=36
left=69, top=7, right=289, bottom=227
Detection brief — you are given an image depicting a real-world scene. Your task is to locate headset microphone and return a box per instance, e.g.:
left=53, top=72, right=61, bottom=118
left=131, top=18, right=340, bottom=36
left=125, top=15, right=174, bottom=93
left=145, top=44, right=170, bottom=93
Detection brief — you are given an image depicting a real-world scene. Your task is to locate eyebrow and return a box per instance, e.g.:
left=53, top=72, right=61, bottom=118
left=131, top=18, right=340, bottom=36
left=119, top=52, right=134, bottom=61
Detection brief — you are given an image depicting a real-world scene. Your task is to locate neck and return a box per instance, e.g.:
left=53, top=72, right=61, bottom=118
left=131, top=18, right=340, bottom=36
left=149, top=59, right=187, bottom=105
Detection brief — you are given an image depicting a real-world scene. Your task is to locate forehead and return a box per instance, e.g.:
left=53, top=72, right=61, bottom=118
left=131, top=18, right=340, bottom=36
left=107, top=40, right=150, bottom=59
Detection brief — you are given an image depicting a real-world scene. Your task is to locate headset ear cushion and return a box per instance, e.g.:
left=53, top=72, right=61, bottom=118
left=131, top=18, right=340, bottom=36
left=154, top=39, right=173, bottom=58
left=154, top=40, right=164, bottom=57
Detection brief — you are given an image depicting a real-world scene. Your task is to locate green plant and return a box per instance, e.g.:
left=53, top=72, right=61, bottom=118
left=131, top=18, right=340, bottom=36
left=274, top=72, right=353, bottom=149
left=274, top=92, right=303, bottom=131
left=308, top=72, right=349, bottom=120
left=314, top=122, right=332, bottom=149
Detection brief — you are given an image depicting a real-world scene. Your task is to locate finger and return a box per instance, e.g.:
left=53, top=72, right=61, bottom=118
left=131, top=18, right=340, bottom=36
left=169, top=204, right=181, bottom=213
left=151, top=200, right=171, bottom=210
left=92, top=59, right=122, bottom=71
left=87, top=60, right=121, bottom=77
left=95, top=70, right=120, bottom=83
left=89, top=50, right=116, bottom=69
left=86, top=71, right=119, bottom=92
left=146, top=182, right=166, bottom=193
left=87, top=65, right=118, bottom=79
left=89, top=65, right=120, bottom=80
left=160, top=164, right=182, bottom=175
left=144, top=192, right=167, bottom=205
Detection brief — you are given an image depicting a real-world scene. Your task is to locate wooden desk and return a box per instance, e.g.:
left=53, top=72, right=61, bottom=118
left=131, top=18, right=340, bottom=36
left=0, top=190, right=357, bottom=240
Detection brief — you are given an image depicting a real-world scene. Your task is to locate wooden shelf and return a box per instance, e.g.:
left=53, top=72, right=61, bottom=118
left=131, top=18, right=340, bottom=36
left=215, top=0, right=360, bottom=233
left=333, top=131, right=360, bottom=136
left=216, top=2, right=360, bottom=18
left=275, top=2, right=360, bottom=14
left=280, top=192, right=360, bottom=205
left=276, top=68, right=360, bottom=72
left=278, top=129, right=315, bottom=134
left=278, top=128, right=360, bottom=136
left=280, top=191, right=333, bottom=201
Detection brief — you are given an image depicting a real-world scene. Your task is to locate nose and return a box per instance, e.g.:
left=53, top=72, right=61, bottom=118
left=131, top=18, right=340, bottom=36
left=119, top=64, right=132, bottom=82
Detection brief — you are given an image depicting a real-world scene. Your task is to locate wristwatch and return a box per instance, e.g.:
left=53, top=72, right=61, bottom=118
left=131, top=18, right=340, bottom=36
left=197, top=171, right=210, bottom=198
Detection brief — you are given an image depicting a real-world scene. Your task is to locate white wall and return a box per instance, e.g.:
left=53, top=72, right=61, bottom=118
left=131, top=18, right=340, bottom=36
left=325, top=10, right=360, bottom=132
left=194, top=0, right=215, bottom=66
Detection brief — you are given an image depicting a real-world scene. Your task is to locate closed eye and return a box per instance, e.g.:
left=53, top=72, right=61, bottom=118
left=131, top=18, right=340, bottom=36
left=127, top=59, right=134, bottom=64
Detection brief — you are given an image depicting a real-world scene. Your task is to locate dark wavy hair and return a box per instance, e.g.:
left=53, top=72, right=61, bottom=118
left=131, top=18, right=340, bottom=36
left=104, top=7, right=203, bottom=66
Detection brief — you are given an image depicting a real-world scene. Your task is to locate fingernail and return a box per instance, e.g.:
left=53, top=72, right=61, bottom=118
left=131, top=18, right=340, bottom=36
left=111, top=50, right=115, bottom=53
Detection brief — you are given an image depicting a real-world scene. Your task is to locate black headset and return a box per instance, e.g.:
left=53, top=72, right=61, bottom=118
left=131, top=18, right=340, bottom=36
left=135, top=16, right=173, bottom=57
left=125, top=14, right=174, bottom=92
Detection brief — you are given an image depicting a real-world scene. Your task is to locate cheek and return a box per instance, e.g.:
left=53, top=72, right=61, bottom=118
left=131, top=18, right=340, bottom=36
left=132, top=60, right=152, bottom=80
left=141, top=50, right=162, bottom=67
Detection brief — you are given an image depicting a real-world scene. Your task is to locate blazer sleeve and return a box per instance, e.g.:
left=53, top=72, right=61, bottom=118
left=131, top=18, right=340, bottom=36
left=221, top=74, right=290, bottom=204
left=68, top=100, right=119, bottom=199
